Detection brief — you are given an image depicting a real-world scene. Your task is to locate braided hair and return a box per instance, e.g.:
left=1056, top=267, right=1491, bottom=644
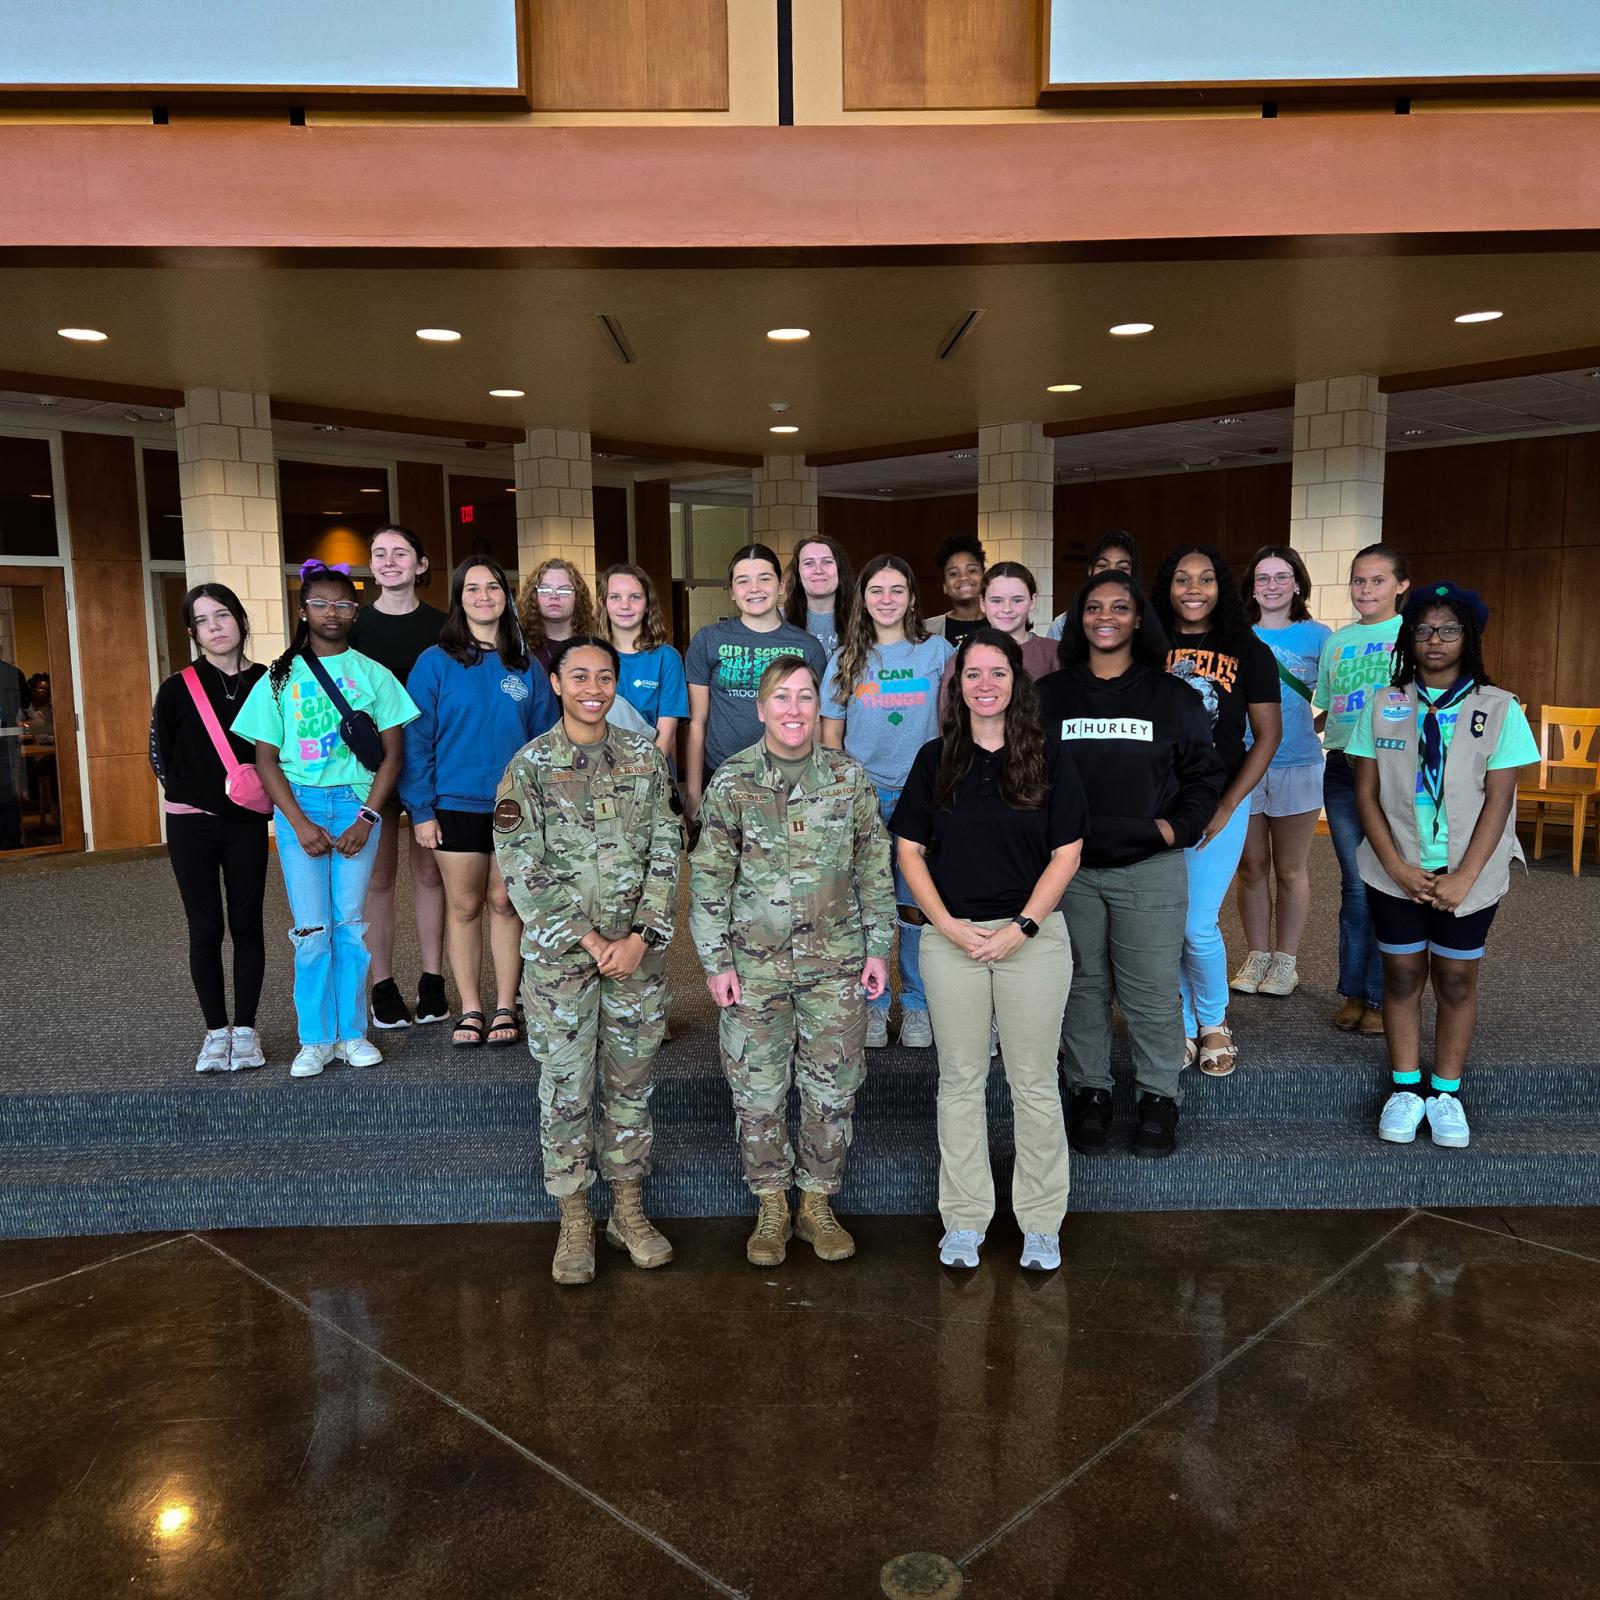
left=270, top=562, right=359, bottom=700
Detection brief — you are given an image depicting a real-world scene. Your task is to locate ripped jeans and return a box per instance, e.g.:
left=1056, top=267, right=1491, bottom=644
left=275, top=784, right=382, bottom=1046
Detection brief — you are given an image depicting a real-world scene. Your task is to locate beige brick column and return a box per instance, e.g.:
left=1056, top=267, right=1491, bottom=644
left=978, top=420, right=1055, bottom=625
left=751, top=453, right=817, bottom=563
left=514, top=427, right=594, bottom=585
left=176, top=388, right=286, bottom=661
left=1291, top=376, right=1387, bottom=628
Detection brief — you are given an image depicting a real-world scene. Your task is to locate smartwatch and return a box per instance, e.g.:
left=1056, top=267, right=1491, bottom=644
left=357, top=805, right=382, bottom=826
left=1013, top=915, right=1039, bottom=939
left=632, top=925, right=668, bottom=949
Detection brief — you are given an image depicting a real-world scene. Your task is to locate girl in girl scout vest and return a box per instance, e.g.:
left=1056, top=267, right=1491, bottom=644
left=1348, top=583, right=1539, bottom=1152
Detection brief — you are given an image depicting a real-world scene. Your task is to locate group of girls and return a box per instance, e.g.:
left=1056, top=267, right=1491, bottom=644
left=151, top=517, right=1535, bottom=1261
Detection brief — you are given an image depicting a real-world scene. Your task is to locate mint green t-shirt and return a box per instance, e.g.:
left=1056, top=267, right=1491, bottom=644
left=1348, top=690, right=1539, bottom=871
left=1314, top=615, right=1402, bottom=753
left=231, top=649, right=418, bottom=802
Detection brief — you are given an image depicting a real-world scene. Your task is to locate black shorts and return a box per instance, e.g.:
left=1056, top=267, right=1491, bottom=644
left=1366, top=886, right=1497, bottom=961
left=435, top=808, right=495, bottom=854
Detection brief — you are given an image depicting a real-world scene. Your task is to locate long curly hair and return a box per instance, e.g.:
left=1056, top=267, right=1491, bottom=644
left=782, top=536, right=855, bottom=640
left=597, top=562, right=670, bottom=652
left=517, top=558, right=596, bottom=652
left=270, top=564, right=358, bottom=701
left=438, top=556, right=528, bottom=671
left=933, top=628, right=1046, bottom=812
left=1055, top=571, right=1171, bottom=670
left=831, top=554, right=928, bottom=704
left=1390, top=589, right=1493, bottom=689
left=1151, top=543, right=1250, bottom=657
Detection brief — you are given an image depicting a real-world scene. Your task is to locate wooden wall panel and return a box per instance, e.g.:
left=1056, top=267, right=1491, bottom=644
left=594, top=484, right=630, bottom=574
left=1564, top=431, right=1600, bottom=544
left=1507, top=435, right=1568, bottom=549
left=843, top=0, right=1040, bottom=110
left=1555, top=547, right=1600, bottom=706
left=1384, top=441, right=1510, bottom=555
left=63, top=431, right=159, bottom=849
left=1496, top=546, right=1563, bottom=715
left=529, top=0, right=729, bottom=111
left=393, top=461, right=448, bottom=577
left=893, top=495, right=979, bottom=615
left=632, top=480, right=674, bottom=644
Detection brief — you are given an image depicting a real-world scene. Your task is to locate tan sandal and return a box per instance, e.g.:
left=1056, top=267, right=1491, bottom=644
left=1183, top=1037, right=1199, bottom=1069
left=1198, top=1023, right=1238, bottom=1078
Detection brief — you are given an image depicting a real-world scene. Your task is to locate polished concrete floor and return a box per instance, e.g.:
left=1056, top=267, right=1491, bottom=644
left=4, top=1208, right=1599, bottom=1599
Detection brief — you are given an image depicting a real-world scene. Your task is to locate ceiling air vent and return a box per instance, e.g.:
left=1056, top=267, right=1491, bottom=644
left=935, top=309, right=986, bottom=361
left=596, top=314, right=637, bottom=365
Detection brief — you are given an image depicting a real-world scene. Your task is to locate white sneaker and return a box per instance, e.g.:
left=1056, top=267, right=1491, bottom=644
left=1230, top=951, right=1272, bottom=994
left=1425, top=1093, right=1470, bottom=1149
left=1020, top=1233, right=1061, bottom=1271
left=989, top=1018, right=1000, bottom=1059
left=290, top=1043, right=335, bottom=1079
left=1378, top=1090, right=1426, bottom=1144
left=1257, top=953, right=1300, bottom=997
left=195, top=1028, right=232, bottom=1073
left=864, top=1010, right=889, bottom=1049
left=939, top=1229, right=984, bottom=1268
left=336, top=1037, right=384, bottom=1068
left=898, top=1008, right=933, bottom=1049
left=229, top=1026, right=266, bottom=1070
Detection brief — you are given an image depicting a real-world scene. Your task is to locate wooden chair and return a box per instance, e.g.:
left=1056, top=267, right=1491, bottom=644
left=1518, top=707, right=1600, bottom=876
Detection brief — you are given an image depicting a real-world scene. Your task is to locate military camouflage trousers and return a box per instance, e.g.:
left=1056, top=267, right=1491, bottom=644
left=719, top=971, right=868, bottom=1197
left=523, top=945, right=668, bottom=1198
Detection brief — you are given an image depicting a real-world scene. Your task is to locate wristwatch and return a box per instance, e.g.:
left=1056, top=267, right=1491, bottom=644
left=632, top=924, right=668, bottom=948
left=357, top=805, right=382, bottom=826
left=1013, top=915, right=1039, bottom=939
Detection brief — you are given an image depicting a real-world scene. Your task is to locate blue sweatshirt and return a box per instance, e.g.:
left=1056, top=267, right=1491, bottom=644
left=399, top=644, right=558, bottom=822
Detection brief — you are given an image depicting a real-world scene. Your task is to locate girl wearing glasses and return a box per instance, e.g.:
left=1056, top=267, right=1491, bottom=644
left=1349, top=583, right=1538, bottom=1151
left=233, top=562, right=419, bottom=1079
left=350, top=525, right=448, bottom=1034
left=1230, top=547, right=1332, bottom=1001
left=518, top=559, right=597, bottom=674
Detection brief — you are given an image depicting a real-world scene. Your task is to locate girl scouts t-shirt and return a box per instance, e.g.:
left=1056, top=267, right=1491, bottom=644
left=1347, top=688, right=1538, bottom=871
left=232, top=649, right=418, bottom=802
left=1250, top=619, right=1332, bottom=768
left=820, top=635, right=955, bottom=791
left=684, top=617, right=828, bottom=772
left=1316, top=615, right=1402, bottom=753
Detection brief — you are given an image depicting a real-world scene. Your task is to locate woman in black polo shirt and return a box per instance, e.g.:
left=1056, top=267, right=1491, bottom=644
left=893, top=629, right=1086, bottom=1273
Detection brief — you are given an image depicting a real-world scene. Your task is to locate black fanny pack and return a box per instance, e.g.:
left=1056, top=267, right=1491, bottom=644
left=301, top=650, right=385, bottom=773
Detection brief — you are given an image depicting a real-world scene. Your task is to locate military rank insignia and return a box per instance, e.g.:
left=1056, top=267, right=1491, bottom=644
left=595, top=798, right=616, bottom=820
left=790, top=818, right=806, bottom=834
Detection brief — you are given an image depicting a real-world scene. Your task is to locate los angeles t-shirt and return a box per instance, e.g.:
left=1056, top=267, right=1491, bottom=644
left=820, top=635, right=955, bottom=791
left=232, top=649, right=418, bottom=802
left=1315, top=615, right=1403, bottom=753
left=1166, top=626, right=1279, bottom=784
left=684, top=616, right=828, bottom=772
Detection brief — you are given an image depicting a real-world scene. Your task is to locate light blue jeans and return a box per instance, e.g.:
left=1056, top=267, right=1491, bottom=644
left=275, top=784, right=382, bottom=1046
left=1179, top=797, right=1251, bottom=1036
left=872, top=784, right=926, bottom=1014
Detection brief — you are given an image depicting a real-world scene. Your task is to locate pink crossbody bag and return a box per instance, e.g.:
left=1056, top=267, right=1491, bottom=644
left=181, top=666, right=273, bottom=815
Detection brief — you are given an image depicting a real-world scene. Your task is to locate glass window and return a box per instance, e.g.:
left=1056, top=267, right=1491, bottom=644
left=0, top=437, right=59, bottom=558
left=143, top=449, right=183, bottom=561
left=1, top=582, right=68, bottom=850
left=278, top=459, right=391, bottom=568
left=149, top=570, right=193, bottom=682
left=448, top=475, right=517, bottom=580
left=689, top=504, right=751, bottom=581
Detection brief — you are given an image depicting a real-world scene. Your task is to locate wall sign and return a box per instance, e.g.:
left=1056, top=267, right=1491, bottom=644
left=1040, top=0, right=1600, bottom=106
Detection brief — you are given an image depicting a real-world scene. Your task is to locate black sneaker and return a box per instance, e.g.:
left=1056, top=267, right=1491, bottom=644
left=370, top=978, right=412, bottom=1030
left=415, top=973, right=449, bottom=1026
left=1132, top=1093, right=1179, bottom=1159
left=1068, top=1087, right=1113, bottom=1155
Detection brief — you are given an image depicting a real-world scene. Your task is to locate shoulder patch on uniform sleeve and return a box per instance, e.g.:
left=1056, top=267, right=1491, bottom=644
left=493, top=796, right=523, bottom=833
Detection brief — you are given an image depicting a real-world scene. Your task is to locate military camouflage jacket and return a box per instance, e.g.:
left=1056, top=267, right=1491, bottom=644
left=494, top=723, right=680, bottom=959
left=689, top=742, right=895, bottom=981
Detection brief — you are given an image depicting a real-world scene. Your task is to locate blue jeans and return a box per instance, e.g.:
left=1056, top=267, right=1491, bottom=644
left=1322, top=752, right=1383, bottom=1008
left=1180, top=797, right=1251, bottom=1035
left=871, top=784, right=926, bottom=1014
left=275, top=784, right=382, bottom=1045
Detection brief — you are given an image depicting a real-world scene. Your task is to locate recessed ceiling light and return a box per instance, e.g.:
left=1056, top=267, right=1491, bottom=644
left=766, top=328, right=810, bottom=342
left=1402, top=428, right=1429, bottom=437
left=488, top=388, right=524, bottom=398
left=416, top=328, right=461, bottom=342
left=1215, top=416, right=1247, bottom=426
left=1454, top=310, right=1503, bottom=324
left=876, top=488, right=893, bottom=495
left=769, top=425, right=799, bottom=434
left=322, top=510, right=342, bottom=516
left=504, top=486, right=516, bottom=493
left=57, top=327, right=108, bottom=342
left=164, top=513, right=182, bottom=519
left=947, top=451, right=975, bottom=460
left=359, top=487, right=382, bottom=494
left=1109, top=322, right=1154, bottom=336
left=1046, top=383, right=1083, bottom=394
left=314, top=424, right=345, bottom=433
left=29, top=493, right=50, bottom=500
left=1070, top=465, right=1093, bottom=474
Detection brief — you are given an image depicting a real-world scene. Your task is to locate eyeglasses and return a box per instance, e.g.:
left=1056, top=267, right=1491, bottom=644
left=304, top=599, right=358, bottom=617
left=536, top=585, right=576, bottom=599
left=1412, top=623, right=1464, bottom=642
left=1253, top=575, right=1293, bottom=587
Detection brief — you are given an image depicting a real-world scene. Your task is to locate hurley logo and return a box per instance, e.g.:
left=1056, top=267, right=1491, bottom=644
left=1059, top=718, right=1153, bottom=741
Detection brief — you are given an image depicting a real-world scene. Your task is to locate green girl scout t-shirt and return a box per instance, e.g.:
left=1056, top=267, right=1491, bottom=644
left=232, top=649, right=418, bottom=802
left=1315, top=614, right=1402, bottom=753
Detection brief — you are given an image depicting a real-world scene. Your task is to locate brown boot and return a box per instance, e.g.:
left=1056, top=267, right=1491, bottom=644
left=1332, top=997, right=1367, bottom=1031
left=551, top=1191, right=595, bottom=1286
left=796, top=1190, right=856, bottom=1261
left=605, top=1180, right=674, bottom=1269
left=746, top=1190, right=792, bottom=1266
left=1358, top=1006, right=1386, bottom=1036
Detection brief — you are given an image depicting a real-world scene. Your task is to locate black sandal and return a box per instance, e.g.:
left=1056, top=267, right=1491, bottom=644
left=486, top=1006, right=522, bottom=1049
left=451, top=1010, right=486, bottom=1048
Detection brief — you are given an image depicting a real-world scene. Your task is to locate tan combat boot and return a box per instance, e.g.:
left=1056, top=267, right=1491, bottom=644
left=552, top=1191, right=595, bottom=1286
left=605, top=1180, right=674, bottom=1269
left=796, top=1190, right=856, bottom=1262
left=746, top=1190, right=792, bottom=1266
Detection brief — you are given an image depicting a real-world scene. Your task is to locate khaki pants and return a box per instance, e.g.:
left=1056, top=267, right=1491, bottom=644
left=921, top=913, right=1072, bottom=1236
